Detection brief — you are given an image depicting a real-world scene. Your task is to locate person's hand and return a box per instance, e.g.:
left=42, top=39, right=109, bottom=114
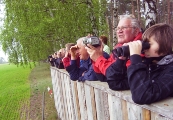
left=64, top=50, right=69, bottom=57
left=85, top=44, right=103, bottom=62
left=70, top=45, right=78, bottom=60
left=126, top=40, right=142, bottom=56
left=82, top=71, right=86, bottom=76
left=118, top=56, right=127, bottom=60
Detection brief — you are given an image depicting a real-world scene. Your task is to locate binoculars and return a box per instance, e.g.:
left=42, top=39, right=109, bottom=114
left=112, top=41, right=150, bottom=57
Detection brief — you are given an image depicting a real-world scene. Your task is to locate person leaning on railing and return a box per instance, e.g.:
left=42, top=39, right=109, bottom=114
left=125, top=23, right=173, bottom=104
left=85, top=14, right=142, bottom=85
left=62, top=43, right=80, bottom=69
left=65, top=37, right=109, bottom=81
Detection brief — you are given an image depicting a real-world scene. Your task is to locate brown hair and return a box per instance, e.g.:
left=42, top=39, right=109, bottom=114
left=100, top=35, right=108, bottom=45
left=142, top=23, right=173, bottom=55
left=65, top=43, right=76, bottom=51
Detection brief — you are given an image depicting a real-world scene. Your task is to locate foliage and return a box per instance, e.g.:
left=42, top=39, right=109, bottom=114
left=0, top=0, right=108, bottom=65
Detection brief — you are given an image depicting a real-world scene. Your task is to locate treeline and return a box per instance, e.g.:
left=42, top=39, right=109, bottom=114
left=0, top=0, right=172, bottom=65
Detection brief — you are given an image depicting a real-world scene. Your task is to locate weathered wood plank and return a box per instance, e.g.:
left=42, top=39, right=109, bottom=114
left=77, top=82, right=88, bottom=120
left=84, top=84, right=97, bottom=120
left=64, top=74, right=73, bottom=120
left=94, top=88, right=110, bottom=120
left=57, top=70, right=67, bottom=120
left=108, top=94, right=123, bottom=120
left=71, top=81, right=81, bottom=120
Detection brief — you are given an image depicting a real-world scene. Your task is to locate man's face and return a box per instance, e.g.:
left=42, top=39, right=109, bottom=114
left=59, top=49, right=65, bottom=58
left=116, top=19, right=137, bottom=44
left=77, top=40, right=89, bottom=60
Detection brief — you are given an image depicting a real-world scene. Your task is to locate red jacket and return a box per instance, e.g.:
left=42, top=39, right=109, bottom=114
left=62, top=54, right=80, bottom=68
left=93, top=32, right=143, bottom=75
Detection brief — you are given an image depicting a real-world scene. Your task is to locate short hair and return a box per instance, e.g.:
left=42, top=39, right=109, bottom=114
left=119, top=14, right=141, bottom=31
left=142, top=23, right=173, bottom=55
left=100, top=35, right=108, bottom=45
left=76, top=37, right=86, bottom=46
left=65, top=43, right=75, bottom=51
left=59, top=48, right=65, bottom=53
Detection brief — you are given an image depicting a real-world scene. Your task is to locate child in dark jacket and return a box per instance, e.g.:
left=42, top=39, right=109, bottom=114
left=126, top=23, right=173, bottom=104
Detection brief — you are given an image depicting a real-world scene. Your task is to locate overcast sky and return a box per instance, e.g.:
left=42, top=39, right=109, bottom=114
left=0, top=3, right=8, bottom=61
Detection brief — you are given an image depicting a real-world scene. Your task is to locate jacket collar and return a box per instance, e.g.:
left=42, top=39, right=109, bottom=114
left=157, top=54, right=173, bottom=65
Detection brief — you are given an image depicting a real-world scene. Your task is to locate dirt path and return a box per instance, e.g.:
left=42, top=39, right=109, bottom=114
left=27, top=62, right=58, bottom=120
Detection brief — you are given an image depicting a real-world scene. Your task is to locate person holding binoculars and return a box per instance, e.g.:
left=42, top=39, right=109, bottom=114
left=86, top=22, right=173, bottom=104
left=85, top=14, right=143, bottom=83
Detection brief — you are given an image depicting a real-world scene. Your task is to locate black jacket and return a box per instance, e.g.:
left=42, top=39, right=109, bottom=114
left=128, top=54, right=173, bottom=104
left=105, top=54, right=173, bottom=105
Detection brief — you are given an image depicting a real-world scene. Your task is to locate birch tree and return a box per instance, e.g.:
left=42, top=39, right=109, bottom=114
left=0, top=0, right=108, bottom=65
left=143, top=0, right=157, bottom=29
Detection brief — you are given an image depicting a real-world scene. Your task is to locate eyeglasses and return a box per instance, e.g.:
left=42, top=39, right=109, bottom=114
left=115, top=26, right=135, bottom=31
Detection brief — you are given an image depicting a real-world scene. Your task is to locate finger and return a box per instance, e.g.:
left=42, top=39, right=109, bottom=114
left=85, top=46, right=90, bottom=51
left=87, top=44, right=94, bottom=49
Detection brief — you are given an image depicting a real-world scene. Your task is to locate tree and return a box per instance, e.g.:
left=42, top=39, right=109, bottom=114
left=0, top=0, right=108, bottom=65
left=143, top=0, right=157, bottom=29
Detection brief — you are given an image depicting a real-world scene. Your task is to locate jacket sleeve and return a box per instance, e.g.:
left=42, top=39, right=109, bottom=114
left=79, top=65, right=98, bottom=81
left=62, top=57, right=70, bottom=68
left=66, top=60, right=86, bottom=81
left=105, top=59, right=130, bottom=90
left=92, top=52, right=110, bottom=82
left=127, top=55, right=173, bottom=105
left=94, top=54, right=116, bottom=75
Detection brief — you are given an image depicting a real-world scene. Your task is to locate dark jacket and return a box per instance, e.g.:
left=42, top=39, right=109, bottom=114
left=66, top=57, right=98, bottom=81
left=92, top=32, right=143, bottom=76
left=105, top=59, right=129, bottom=90
left=66, top=52, right=109, bottom=82
left=54, top=58, right=64, bottom=69
left=128, top=54, right=173, bottom=104
left=92, top=33, right=143, bottom=82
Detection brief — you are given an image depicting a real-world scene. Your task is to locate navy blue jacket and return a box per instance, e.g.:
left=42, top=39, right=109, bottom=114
left=66, top=57, right=98, bottom=81
left=66, top=52, right=110, bottom=81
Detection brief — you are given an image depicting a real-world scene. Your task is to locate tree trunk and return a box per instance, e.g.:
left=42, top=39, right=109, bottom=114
left=167, top=0, right=170, bottom=24
left=143, top=0, right=157, bottom=29
left=137, top=0, right=141, bottom=22
left=131, top=0, right=135, bottom=15
left=87, top=0, right=98, bottom=36
left=112, top=0, right=118, bottom=47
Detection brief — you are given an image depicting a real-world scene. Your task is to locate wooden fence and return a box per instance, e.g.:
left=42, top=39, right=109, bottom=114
left=50, top=67, right=173, bottom=120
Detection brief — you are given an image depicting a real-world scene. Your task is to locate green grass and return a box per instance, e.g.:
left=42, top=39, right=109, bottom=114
left=0, top=63, right=32, bottom=120
left=28, top=62, right=58, bottom=120
left=0, top=63, right=58, bottom=120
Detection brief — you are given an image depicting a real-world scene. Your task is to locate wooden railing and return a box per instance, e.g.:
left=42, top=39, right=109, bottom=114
left=50, top=67, right=173, bottom=120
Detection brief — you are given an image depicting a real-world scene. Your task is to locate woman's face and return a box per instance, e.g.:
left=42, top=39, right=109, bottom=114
left=144, top=36, right=162, bottom=58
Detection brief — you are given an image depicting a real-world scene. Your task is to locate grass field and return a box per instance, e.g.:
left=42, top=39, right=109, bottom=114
left=0, top=63, right=57, bottom=120
left=0, top=63, right=31, bottom=119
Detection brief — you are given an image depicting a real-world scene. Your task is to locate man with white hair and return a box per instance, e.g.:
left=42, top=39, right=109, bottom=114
left=85, top=15, right=143, bottom=90
left=65, top=37, right=109, bottom=81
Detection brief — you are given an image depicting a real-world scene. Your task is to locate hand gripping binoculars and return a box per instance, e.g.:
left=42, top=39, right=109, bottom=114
left=112, top=41, right=150, bottom=57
